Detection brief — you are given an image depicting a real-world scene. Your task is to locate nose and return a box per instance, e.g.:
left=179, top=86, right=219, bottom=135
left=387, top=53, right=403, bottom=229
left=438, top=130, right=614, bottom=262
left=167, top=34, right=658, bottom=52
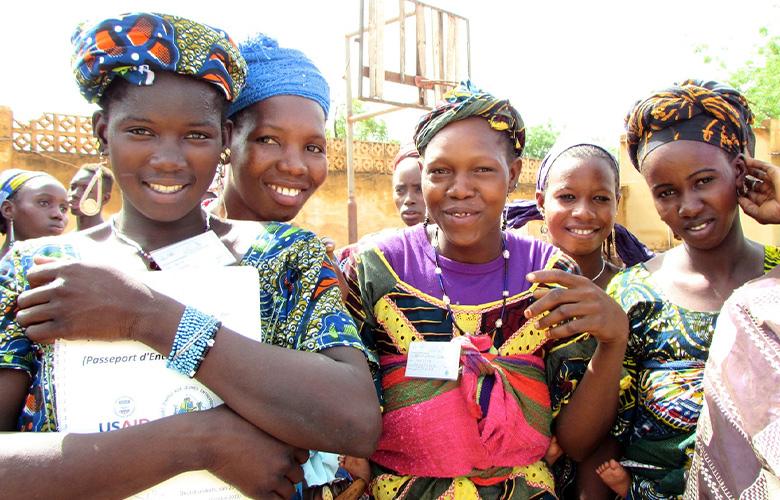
left=678, top=191, right=703, bottom=218
left=50, top=206, right=66, bottom=221
left=276, top=147, right=307, bottom=176
left=149, top=137, right=187, bottom=171
left=571, top=199, right=595, bottom=219
left=446, top=172, right=474, bottom=199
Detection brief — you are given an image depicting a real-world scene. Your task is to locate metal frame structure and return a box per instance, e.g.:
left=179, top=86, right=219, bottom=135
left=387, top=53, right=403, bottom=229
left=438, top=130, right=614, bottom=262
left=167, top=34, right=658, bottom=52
left=343, top=0, right=470, bottom=242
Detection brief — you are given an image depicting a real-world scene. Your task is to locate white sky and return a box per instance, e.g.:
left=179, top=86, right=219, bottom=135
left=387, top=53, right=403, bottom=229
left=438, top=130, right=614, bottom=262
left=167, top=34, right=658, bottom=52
left=2, top=0, right=778, bottom=148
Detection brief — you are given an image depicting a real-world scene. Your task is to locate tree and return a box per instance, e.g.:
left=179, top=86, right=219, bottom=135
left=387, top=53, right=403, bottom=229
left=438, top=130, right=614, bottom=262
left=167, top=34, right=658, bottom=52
left=523, top=122, right=559, bottom=159
left=699, top=28, right=780, bottom=122
left=330, top=100, right=391, bottom=142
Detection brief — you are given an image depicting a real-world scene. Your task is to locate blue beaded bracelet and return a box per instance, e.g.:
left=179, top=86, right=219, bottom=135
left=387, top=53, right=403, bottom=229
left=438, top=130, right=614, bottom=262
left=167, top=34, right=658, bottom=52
left=166, top=306, right=222, bottom=377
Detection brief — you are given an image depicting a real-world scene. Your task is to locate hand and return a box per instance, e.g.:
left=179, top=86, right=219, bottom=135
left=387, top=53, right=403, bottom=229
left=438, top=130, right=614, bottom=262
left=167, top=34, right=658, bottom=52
left=320, top=236, right=337, bottom=262
left=739, top=157, right=780, bottom=224
left=200, top=406, right=308, bottom=499
left=15, top=256, right=157, bottom=344
left=524, top=270, right=628, bottom=346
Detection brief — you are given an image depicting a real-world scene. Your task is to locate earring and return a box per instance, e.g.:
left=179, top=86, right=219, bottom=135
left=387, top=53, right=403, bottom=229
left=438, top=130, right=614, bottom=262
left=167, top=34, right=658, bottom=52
left=501, top=207, right=508, bottom=232
left=219, top=148, right=231, bottom=165
left=7, top=218, right=14, bottom=247
left=423, top=214, right=430, bottom=228
left=79, top=168, right=103, bottom=217
left=540, top=223, right=548, bottom=235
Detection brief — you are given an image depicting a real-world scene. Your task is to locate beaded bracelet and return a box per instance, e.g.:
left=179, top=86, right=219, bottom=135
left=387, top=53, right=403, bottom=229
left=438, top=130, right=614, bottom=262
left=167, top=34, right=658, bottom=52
left=166, top=306, right=222, bottom=378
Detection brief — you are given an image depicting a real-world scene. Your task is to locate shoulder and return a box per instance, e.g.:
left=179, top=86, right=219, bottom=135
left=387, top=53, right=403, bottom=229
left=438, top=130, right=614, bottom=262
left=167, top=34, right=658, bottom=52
left=239, top=221, right=325, bottom=262
left=607, top=262, right=662, bottom=315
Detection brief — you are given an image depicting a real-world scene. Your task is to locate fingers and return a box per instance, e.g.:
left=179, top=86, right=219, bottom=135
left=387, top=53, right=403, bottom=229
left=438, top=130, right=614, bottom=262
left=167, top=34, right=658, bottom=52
left=738, top=196, right=761, bottom=218
left=293, top=448, right=309, bottom=465
left=526, top=269, right=588, bottom=289
left=25, top=262, right=65, bottom=288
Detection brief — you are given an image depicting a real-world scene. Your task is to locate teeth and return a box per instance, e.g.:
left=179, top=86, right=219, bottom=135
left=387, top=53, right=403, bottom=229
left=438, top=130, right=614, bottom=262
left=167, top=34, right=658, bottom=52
left=690, top=222, right=708, bottom=231
left=270, top=184, right=301, bottom=197
left=148, top=183, right=184, bottom=194
left=452, top=212, right=471, bottom=217
left=570, top=228, right=596, bottom=235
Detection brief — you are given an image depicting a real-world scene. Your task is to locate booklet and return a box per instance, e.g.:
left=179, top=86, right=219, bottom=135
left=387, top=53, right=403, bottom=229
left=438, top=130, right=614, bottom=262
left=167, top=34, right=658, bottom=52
left=54, top=266, right=260, bottom=499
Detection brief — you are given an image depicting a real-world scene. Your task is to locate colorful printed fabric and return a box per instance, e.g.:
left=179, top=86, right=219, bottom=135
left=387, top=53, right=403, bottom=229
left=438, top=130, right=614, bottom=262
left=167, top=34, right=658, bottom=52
left=607, top=246, right=780, bottom=500
left=685, top=272, right=780, bottom=499
left=0, top=170, right=50, bottom=206
left=343, top=225, right=581, bottom=499
left=0, top=222, right=362, bottom=432
left=228, top=33, right=330, bottom=118
left=625, top=79, right=755, bottom=170
left=72, top=12, right=247, bottom=103
left=413, top=81, right=525, bottom=157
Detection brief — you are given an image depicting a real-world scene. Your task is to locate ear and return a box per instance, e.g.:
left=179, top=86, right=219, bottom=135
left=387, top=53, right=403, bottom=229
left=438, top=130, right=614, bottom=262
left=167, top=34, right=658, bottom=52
left=535, top=190, right=546, bottom=214
left=102, top=191, right=112, bottom=203
left=92, top=110, right=109, bottom=152
left=222, top=119, right=233, bottom=152
left=507, top=157, right=522, bottom=194
left=1, top=200, right=14, bottom=221
left=732, top=153, right=747, bottom=190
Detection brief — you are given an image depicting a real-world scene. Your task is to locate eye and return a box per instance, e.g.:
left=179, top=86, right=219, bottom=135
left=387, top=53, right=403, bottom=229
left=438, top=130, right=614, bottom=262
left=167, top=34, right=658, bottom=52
left=185, top=131, right=209, bottom=140
left=128, top=128, right=153, bottom=136
left=657, top=189, right=676, bottom=199
left=394, top=186, right=405, bottom=195
left=258, top=136, right=280, bottom=145
left=38, top=200, right=50, bottom=208
left=306, top=144, right=325, bottom=154
left=557, top=193, right=575, bottom=202
left=695, top=176, right=714, bottom=187
left=594, top=195, right=612, bottom=203
left=475, top=166, right=494, bottom=173
left=428, top=166, right=449, bottom=175
left=59, top=205, right=68, bottom=214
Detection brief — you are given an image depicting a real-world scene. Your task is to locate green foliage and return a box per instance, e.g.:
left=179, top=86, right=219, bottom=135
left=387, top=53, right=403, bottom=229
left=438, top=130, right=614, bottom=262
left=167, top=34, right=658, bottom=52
left=330, top=100, right=391, bottom=142
left=523, top=122, right=560, bottom=159
left=700, top=28, right=780, bottom=122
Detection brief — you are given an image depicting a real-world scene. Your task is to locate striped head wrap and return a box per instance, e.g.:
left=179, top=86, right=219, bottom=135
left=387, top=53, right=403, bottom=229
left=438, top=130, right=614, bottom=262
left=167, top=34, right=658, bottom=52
left=414, top=81, right=525, bottom=157
left=0, top=169, right=50, bottom=206
left=626, top=79, right=755, bottom=170
left=392, top=143, right=420, bottom=171
left=72, top=12, right=248, bottom=103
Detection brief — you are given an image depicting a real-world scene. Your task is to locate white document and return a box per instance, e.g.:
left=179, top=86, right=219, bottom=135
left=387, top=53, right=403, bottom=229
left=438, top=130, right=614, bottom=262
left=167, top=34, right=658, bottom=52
left=404, top=340, right=461, bottom=380
left=54, top=267, right=260, bottom=499
left=149, top=230, right=236, bottom=270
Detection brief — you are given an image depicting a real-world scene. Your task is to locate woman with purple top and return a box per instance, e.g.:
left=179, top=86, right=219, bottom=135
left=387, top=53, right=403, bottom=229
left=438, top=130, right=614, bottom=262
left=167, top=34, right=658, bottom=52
left=342, top=82, right=629, bottom=498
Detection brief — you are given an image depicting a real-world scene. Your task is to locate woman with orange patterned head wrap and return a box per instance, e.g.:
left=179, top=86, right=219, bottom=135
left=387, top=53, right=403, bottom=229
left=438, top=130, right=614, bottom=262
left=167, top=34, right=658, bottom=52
left=595, top=80, right=780, bottom=500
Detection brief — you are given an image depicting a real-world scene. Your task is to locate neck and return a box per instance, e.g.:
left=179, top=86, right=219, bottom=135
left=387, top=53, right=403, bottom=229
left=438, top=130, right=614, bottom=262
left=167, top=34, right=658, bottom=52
left=114, top=205, right=208, bottom=252
left=571, top=249, right=605, bottom=280
left=682, top=216, right=752, bottom=276
left=76, top=213, right=105, bottom=231
left=430, top=225, right=503, bottom=264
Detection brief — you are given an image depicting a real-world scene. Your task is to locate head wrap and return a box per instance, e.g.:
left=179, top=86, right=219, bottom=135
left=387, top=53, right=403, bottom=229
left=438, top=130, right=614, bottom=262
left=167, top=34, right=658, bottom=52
left=505, top=139, right=653, bottom=267
left=72, top=12, right=247, bottom=103
left=228, top=33, right=330, bottom=118
left=392, top=143, right=421, bottom=171
left=414, top=81, right=525, bottom=157
left=0, top=169, right=50, bottom=206
left=626, top=79, right=755, bottom=170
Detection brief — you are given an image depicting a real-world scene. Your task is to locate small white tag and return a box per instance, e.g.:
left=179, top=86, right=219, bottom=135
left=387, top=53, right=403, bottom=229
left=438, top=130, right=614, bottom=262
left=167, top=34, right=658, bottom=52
left=150, top=230, right=235, bottom=270
left=404, top=341, right=461, bottom=380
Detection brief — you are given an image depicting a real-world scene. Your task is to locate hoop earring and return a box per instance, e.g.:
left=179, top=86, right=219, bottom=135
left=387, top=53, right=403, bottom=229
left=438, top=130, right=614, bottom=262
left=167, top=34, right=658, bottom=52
left=6, top=218, right=15, bottom=248
left=540, top=223, right=548, bottom=235
left=220, top=148, right=231, bottom=166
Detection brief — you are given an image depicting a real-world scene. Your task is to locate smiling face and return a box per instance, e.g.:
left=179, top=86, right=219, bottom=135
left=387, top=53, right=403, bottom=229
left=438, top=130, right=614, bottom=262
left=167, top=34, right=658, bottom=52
left=93, top=73, right=228, bottom=225
left=641, top=140, right=744, bottom=250
left=225, top=95, right=327, bottom=222
left=2, top=176, right=68, bottom=239
left=537, top=154, right=618, bottom=259
left=422, top=117, right=521, bottom=263
left=392, top=156, right=424, bottom=226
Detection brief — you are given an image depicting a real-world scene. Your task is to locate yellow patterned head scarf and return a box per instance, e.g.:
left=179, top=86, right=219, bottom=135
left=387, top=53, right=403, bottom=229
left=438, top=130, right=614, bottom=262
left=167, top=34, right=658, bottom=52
left=626, top=79, right=755, bottom=170
left=72, top=12, right=248, bottom=103
left=414, top=81, right=525, bottom=157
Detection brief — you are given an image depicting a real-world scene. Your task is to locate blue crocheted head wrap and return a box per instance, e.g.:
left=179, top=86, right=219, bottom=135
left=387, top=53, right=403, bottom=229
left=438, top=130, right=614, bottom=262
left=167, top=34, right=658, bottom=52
left=228, top=33, right=330, bottom=119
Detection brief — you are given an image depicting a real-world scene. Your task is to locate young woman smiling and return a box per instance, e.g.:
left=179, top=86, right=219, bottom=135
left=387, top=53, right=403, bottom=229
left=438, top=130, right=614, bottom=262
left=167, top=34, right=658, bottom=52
left=0, top=13, right=379, bottom=499
left=343, top=82, right=629, bottom=499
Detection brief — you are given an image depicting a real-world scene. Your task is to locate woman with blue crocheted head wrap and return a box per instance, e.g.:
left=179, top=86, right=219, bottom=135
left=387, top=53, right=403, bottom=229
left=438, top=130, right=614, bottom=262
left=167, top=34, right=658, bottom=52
left=209, top=33, right=331, bottom=223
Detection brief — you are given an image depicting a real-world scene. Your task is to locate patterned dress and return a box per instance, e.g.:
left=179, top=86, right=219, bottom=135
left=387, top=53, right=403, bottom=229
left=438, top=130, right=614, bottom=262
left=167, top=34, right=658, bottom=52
left=343, top=225, right=580, bottom=499
left=607, top=246, right=780, bottom=499
left=0, top=222, right=363, bottom=432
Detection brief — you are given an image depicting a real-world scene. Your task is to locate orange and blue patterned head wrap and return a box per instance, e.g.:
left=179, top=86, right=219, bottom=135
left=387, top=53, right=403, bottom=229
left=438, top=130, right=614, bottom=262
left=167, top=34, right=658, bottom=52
left=626, top=79, right=755, bottom=170
left=72, top=12, right=248, bottom=103
left=414, top=81, right=525, bottom=157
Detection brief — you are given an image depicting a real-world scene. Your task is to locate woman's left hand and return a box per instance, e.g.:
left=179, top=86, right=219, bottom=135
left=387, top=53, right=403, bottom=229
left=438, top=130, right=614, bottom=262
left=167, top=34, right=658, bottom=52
left=523, top=269, right=628, bottom=346
left=739, top=157, right=780, bottom=225
left=15, top=256, right=157, bottom=344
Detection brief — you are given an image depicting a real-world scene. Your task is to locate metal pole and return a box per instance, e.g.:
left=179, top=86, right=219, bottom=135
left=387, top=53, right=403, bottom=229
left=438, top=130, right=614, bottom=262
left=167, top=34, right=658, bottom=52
left=345, top=36, right=358, bottom=244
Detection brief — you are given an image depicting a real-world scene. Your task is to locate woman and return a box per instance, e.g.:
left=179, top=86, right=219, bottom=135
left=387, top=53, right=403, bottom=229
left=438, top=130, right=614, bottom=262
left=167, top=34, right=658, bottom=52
left=0, top=13, right=379, bottom=499
left=343, top=82, right=629, bottom=498
left=0, top=169, right=67, bottom=258
left=68, top=162, right=113, bottom=231
left=684, top=158, right=780, bottom=498
left=392, top=143, right=425, bottom=227
left=208, top=33, right=330, bottom=223
left=595, top=80, right=780, bottom=499
left=507, top=140, right=653, bottom=498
